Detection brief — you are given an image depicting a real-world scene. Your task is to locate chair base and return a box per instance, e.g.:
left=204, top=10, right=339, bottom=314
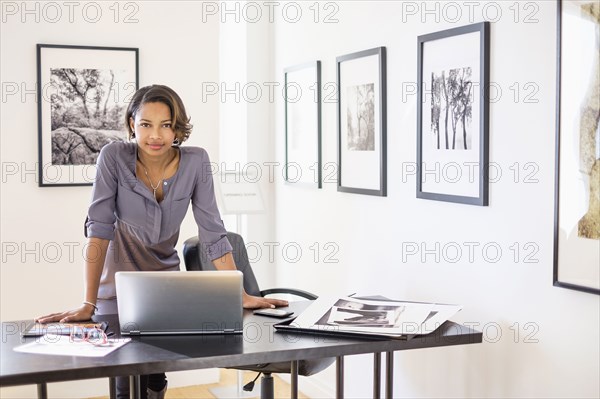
left=209, top=370, right=263, bottom=399
left=260, top=373, right=274, bottom=399
left=209, top=385, right=262, bottom=399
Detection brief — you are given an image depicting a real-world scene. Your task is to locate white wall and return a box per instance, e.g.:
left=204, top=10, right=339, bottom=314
left=268, top=1, right=600, bottom=398
left=0, top=1, right=221, bottom=397
left=216, top=12, right=278, bottom=288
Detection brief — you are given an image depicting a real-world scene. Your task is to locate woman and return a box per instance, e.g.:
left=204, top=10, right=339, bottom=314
left=37, top=85, right=287, bottom=399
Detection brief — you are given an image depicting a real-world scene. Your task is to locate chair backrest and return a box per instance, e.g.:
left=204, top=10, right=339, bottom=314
left=182, top=232, right=261, bottom=297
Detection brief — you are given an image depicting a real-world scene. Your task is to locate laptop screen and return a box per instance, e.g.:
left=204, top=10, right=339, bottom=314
left=115, top=271, right=243, bottom=335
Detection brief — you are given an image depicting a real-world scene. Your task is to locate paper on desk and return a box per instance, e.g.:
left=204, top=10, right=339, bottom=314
left=14, top=334, right=130, bottom=357
left=294, top=296, right=462, bottom=336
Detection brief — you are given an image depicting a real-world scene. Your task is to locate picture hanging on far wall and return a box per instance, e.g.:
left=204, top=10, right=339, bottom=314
left=417, top=22, right=490, bottom=206
left=554, top=0, right=600, bottom=295
left=337, top=47, right=387, bottom=196
left=284, top=61, right=322, bottom=188
left=37, top=44, right=139, bottom=187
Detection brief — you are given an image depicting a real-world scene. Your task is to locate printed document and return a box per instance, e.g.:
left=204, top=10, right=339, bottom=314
left=293, top=296, right=462, bottom=337
left=14, top=334, right=130, bottom=357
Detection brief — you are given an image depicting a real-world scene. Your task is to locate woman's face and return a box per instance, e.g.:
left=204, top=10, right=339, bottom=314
left=130, top=102, right=176, bottom=159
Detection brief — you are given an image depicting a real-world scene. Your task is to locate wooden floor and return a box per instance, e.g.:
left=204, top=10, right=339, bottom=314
left=89, top=369, right=308, bottom=399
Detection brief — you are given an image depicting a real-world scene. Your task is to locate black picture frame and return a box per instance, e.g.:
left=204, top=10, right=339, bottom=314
left=37, top=44, right=139, bottom=187
left=336, top=47, right=387, bottom=197
left=284, top=61, right=322, bottom=188
left=553, top=0, right=600, bottom=295
left=417, top=22, right=490, bottom=206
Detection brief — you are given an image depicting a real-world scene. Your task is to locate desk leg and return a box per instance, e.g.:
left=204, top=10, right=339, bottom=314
left=373, top=352, right=381, bottom=399
left=336, top=356, right=344, bottom=399
left=37, top=383, right=47, bottom=399
left=290, top=360, right=299, bottom=399
left=385, top=351, right=394, bottom=399
left=129, top=375, right=141, bottom=399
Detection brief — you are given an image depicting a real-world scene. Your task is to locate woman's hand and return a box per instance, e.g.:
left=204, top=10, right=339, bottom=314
left=243, top=293, right=288, bottom=309
left=35, top=304, right=95, bottom=324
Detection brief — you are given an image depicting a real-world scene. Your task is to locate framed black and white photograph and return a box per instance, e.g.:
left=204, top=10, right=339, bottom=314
left=284, top=61, right=322, bottom=188
left=417, top=22, right=490, bottom=205
left=37, top=44, right=139, bottom=187
left=337, top=47, right=387, bottom=196
left=554, top=0, right=600, bottom=295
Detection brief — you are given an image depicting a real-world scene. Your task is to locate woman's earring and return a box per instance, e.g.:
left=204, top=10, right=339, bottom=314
left=172, top=138, right=180, bottom=147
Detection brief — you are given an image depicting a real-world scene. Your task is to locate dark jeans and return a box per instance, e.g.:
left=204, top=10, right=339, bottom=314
left=115, top=373, right=166, bottom=399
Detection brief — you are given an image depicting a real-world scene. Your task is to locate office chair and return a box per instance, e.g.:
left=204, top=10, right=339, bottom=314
left=182, top=232, right=334, bottom=399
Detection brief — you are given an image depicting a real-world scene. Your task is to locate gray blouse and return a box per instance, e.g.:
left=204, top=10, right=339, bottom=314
left=85, top=142, right=232, bottom=300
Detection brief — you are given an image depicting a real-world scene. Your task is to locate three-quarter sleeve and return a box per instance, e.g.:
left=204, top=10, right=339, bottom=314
left=191, top=148, right=232, bottom=260
left=86, top=143, right=118, bottom=240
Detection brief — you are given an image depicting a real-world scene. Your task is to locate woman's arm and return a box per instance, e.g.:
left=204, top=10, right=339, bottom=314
left=36, top=237, right=110, bottom=323
left=212, top=252, right=288, bottom=309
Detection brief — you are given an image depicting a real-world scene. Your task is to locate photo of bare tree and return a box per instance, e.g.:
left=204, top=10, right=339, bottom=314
left=337, top=46, right=386, bottom=197
left=346, top=83, right=375, bottom=151
left=417, top=22, right=489, bottom=205
left=37, top=44, right=138, bottom=186
left=430, top=67, right=473, bottom=151
left=50, top=68, right=127, bottom=165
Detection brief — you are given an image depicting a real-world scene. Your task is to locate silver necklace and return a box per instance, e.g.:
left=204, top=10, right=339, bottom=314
left=139, top=151, right=175, bottom=200
left=142, top=165, right=166, bottom=200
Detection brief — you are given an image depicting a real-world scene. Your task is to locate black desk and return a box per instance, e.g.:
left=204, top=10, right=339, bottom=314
left=1, top=302, right=482, bottom=399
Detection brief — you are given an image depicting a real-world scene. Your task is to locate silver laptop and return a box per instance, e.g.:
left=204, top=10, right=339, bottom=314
left=115, top=271, right=243, bottom=335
